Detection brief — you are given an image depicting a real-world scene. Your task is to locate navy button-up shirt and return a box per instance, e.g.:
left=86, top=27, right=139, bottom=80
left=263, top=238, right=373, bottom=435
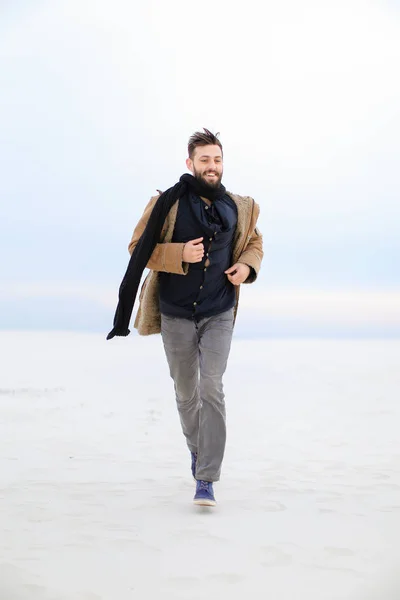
left=159, top=192, right=238, bottom=321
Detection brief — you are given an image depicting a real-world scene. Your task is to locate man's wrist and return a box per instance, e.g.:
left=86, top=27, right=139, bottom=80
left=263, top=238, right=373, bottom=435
left=238, top=262, right=251, bottom=272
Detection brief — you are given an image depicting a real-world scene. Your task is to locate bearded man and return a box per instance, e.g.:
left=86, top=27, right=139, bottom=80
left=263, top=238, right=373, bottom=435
left=107, top=129, right=264, bottom=506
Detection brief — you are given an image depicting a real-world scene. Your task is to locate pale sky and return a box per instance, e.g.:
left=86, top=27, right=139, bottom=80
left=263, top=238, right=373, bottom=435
left=1, top=0, right=399, bottom=336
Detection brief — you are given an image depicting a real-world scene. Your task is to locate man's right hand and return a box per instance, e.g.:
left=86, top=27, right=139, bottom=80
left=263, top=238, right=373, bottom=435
left=182, top=237, right=204, bottom=263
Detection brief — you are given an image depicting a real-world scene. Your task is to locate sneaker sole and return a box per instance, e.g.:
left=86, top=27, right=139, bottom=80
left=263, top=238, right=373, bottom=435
left=193, top=498, right=216, bottom=507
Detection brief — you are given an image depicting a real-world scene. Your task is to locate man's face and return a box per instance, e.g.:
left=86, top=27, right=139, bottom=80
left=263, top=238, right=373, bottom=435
left=186, top=145, right=223, bottom=189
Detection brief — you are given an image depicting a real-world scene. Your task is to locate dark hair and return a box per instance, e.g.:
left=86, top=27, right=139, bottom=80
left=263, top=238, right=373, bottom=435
left=188, top=128, right=223, bottom=159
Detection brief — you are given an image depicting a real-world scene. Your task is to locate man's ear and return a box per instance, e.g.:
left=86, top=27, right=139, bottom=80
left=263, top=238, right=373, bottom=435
left=186, top=157, right=193, bottom=173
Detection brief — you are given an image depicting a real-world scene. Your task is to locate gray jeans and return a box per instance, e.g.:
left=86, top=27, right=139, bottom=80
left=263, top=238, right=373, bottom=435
left=161, top=308, right=234, bottom=482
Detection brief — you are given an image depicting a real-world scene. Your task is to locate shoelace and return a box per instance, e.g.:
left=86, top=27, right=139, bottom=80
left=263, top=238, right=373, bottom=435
left=198, top=480, right=211, bottom=491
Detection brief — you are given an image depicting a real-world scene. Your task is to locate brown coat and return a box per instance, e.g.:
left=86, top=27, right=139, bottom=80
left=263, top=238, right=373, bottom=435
left=128, top=192, right=264, bottom=335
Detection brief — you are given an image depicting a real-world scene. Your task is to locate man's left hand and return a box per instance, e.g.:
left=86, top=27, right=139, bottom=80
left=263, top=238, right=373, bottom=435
left=224, top=263, right=251, bottom=286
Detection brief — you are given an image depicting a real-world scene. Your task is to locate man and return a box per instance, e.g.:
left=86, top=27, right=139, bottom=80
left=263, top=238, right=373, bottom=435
left=107, top=129, right=263, bottom=507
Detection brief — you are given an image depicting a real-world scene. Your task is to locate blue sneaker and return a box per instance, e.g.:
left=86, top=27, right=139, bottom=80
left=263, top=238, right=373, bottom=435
left=193, top=480, right=216, bottom=506
left=191, top=452, right=197, bottom=479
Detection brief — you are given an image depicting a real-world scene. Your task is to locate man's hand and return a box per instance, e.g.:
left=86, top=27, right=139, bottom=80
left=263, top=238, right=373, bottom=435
left=183, top=237, right=204, bottom=263
left=224, top=263, right=251, bottom=286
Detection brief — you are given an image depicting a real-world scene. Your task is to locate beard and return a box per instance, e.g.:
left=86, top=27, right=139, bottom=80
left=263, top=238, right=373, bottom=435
left=193, top=166, right=223, bottom=190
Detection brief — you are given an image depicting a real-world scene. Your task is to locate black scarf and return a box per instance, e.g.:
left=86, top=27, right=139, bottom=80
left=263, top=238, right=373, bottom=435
left=106, top=173, right=226, bottom=340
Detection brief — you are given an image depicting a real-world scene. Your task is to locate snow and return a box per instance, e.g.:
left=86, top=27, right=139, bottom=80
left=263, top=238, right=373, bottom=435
left=0, top=331, right=399, bottom=599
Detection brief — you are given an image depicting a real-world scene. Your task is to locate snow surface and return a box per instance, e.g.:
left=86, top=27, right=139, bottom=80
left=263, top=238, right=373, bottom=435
left=0, top=331, right=399, bottom=599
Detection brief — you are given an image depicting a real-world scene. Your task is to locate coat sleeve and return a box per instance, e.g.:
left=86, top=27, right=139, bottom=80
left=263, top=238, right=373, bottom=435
left=237, top=202, right=264, bottom=284
left=127, top=195, right=189, bottom=275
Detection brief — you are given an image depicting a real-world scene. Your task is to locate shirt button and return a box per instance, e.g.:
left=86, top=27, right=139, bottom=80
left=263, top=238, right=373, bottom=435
left=193, top=302, right=197, bottom=306
left=204, top=268, right=207, bottom=272
left=206, top=253, right=209, bottom=257
left=200, top=286, right=203, bottom=289
left=209, top=237, right=212, bottom=241
left=204, top=206, right=208, bottom=210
